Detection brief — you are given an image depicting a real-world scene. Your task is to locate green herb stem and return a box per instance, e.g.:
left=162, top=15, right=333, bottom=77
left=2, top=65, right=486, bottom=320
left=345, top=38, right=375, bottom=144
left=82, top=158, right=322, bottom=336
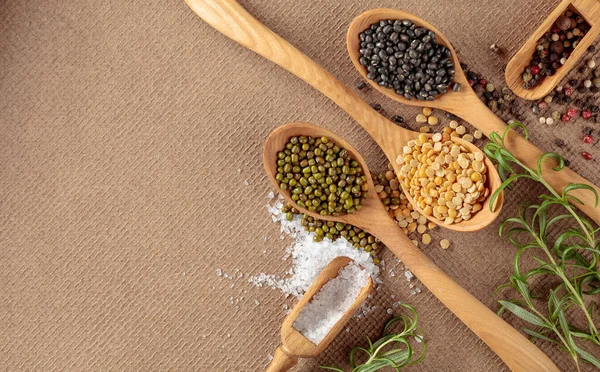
left=485, top=122, right=600, bottom=370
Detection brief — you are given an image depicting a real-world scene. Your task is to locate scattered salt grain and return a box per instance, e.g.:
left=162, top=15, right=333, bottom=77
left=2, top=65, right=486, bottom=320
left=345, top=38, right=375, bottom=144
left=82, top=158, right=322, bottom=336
left=387, top=308, right=393, bottom=315
left=249, top=197, right=379, bottom=298
left=244, top=179, right=249, bottom=185
left=216, top=269, right=222, bottom=277
left=404, top=270, right=414, bottom=281
left=254, top=300, right=260, bottom=305
left=293, top=263, right=370, bottom=344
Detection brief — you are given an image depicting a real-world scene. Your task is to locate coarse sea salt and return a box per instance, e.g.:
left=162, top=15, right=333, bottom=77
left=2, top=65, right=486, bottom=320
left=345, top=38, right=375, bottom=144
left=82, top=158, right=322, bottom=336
left=293, top=262, right=369, bottom=344
left=248, top=197, right=379, bottom=298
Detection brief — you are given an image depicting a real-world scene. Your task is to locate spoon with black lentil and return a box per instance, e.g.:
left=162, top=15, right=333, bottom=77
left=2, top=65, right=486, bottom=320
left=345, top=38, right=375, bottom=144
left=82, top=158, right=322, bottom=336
left=188, top=0, right=503, bottom=231
left=345, top=8, right=600, bottom=225
left=263, top=121, right=558, bottom=372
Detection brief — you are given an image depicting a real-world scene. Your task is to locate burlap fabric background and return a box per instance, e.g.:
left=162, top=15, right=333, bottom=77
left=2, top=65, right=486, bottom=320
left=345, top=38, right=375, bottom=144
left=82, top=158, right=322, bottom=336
left=1, top=0, right=598, bottom=371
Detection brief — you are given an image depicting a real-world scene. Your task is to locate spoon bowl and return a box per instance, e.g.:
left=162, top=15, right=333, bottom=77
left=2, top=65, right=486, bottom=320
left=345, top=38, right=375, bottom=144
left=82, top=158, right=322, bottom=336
left=264, top=122, right=503, bottom=231
left=266, top=257, right=373, bottom=372
left=347, top=8, right=471, bottom=110
left=262, top=122, right=559, bottom=372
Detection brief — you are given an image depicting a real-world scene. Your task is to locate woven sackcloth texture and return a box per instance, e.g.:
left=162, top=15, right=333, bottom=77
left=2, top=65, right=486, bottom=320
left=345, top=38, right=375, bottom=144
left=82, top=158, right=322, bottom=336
left=0, top=0, right=598, bottom=371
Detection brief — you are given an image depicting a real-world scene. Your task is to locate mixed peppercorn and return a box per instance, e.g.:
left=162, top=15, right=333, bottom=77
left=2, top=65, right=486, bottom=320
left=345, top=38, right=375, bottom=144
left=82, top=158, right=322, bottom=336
left=522, top=9, right=590, bottom=89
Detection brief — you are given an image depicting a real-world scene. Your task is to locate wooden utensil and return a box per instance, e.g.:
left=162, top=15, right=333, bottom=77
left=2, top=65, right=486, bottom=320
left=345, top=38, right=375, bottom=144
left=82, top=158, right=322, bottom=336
left=505, top=0, right=600, bottom=100
left=185, top=0, right=503, bottom=231
left=263, top=122, right=559, bottom=372
left=346, top=8, right=600, bottom=226
left=266, top=257, right=373, bottom=372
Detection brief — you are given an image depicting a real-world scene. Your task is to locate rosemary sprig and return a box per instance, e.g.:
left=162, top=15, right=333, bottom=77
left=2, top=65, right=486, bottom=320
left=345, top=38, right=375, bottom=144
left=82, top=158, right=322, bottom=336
left=484, top=122, right=600, bottom=371
left=321, top=304, right=426, bottom=372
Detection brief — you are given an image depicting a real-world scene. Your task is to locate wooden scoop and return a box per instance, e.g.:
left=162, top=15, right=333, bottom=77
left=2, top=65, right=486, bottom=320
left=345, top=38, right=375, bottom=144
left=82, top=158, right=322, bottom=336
left=346, top=8, right=600, bottom=226
left=505, top=0, right=600, bottom=100
left=263, top=122, right=559, bottom=372
left=185, top=0, right=502, bottom=231
left=266, top=257, right=373, bottom=372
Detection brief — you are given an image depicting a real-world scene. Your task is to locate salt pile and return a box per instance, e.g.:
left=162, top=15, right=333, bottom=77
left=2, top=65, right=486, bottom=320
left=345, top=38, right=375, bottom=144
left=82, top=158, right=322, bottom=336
left=248, top=197, right=379, bottom=298
left=293, top=262, right=369, bottom=344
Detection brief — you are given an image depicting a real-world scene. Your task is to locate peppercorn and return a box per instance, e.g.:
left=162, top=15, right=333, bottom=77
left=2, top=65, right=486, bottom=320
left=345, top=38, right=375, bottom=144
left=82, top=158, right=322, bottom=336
left=582, top=152, right=593, bottom=160
left=556, top=15, right=572, bottom=30
left=584, top=135, right=593, bottom=143
left=568, top=107, right=578, bottom=118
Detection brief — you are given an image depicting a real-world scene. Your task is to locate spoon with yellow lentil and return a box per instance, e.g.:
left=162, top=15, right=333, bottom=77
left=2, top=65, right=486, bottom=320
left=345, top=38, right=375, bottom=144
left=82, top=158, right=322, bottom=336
left=263, top=122, right=558, bottom=372
left=187, top=0, right=502, bottom=231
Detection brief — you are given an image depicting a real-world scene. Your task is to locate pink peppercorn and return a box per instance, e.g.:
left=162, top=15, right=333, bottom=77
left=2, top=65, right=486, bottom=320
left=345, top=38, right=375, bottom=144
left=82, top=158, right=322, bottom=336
left=551, top=26, right=559, bottom=33
left=538, top=102, right=548, bottom=111
left=584, top=135, right=593, bottom=143
left=468, top=79, right=475, bottom=86
left=531, top=66, right=540, bottom=75
left=567, top=108, right=578, bottom=118
left=583, top=152, right=593, bottom=160
left=582, top=110, right=593, bottom=119
left=564, top=87, right=573, bottom=96
left=562, top=114, right=571, bottom=122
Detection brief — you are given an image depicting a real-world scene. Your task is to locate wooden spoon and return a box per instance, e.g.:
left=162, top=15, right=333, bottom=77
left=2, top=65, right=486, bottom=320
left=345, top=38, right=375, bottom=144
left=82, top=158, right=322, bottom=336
left=185, top=0, right=502, bottom=231
left=263, top=122, right=559, bottom=372
left=505, top=0, right=600, bottom=100
left=266, top=257, right=373, bottom=372
left=346, top=8, right=600, bottom=226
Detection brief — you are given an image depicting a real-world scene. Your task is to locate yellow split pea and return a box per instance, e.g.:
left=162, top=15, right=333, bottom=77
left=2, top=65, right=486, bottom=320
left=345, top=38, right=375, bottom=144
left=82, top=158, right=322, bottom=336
left=396, top=133, right=489, bottom=225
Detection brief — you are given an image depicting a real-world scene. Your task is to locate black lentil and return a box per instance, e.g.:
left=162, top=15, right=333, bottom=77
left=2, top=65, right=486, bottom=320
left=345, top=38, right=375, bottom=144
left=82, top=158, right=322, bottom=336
left=393, top=115, right=404, bottom=123
left=358, top=19, right=455, bottom=101
left=370, top=102, right=382, bottom=111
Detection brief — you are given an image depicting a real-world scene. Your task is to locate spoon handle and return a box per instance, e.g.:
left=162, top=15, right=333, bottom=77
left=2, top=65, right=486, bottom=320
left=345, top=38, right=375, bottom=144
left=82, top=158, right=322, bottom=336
left=454, top=93, right=600, bottom=225
left=367, top=216, right=559, bottom=372
left=184, top=0, right=411, bottom=158
left=266, top=346, right=297, bottom=372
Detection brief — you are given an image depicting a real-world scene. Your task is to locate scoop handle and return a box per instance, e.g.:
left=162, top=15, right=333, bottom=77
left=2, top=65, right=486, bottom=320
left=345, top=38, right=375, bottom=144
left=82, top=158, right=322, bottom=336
left=183, top=0, right=412, bottom=157
left=265, top=345, right=298, bottom=372
left=366, top=216, right=559, bottom=372
left=454, top=94, right=600, bottom=226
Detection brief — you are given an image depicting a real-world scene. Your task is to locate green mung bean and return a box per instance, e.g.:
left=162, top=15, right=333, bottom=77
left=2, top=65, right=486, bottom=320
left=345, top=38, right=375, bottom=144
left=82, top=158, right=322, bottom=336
left=276, top=136, right=368, bottom=216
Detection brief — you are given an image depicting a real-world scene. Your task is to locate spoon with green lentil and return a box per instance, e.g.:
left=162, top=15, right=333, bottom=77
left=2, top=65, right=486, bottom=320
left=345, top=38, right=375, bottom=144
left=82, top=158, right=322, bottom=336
left=187, top=0, right=503, bottom=232
left=263, top=122, right=558, bottom=372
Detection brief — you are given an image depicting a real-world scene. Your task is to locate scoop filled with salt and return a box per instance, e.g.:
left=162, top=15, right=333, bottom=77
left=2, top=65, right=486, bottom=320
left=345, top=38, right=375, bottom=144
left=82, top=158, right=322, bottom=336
left=266, top=257, right=373, bottom=372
